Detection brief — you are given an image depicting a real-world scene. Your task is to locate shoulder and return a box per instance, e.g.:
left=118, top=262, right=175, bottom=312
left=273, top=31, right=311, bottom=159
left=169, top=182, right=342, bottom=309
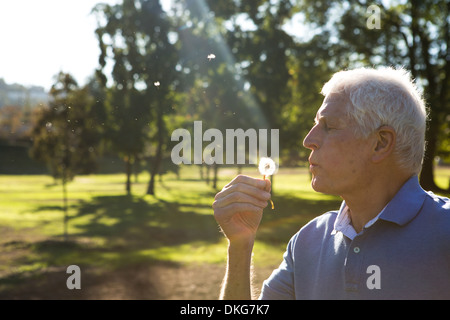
left=288, top=210, right=338, bottom=247
left=304, top=210, right=339, bottom=230
left=422, top=191, right=450, bottom=223
left=424, top=191, right=450, bottom=209
left=422, top=191, right=450, bottom=237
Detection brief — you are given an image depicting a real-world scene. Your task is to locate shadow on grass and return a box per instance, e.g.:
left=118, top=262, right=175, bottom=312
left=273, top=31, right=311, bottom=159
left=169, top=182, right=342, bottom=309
left=0, top=191, right=343, bottom=299
left=71, top=194, right=221, bottom=249
left=0, top=194, right=222, bottom=299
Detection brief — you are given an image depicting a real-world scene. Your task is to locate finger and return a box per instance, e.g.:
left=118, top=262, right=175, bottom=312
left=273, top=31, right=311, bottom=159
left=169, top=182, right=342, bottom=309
left=217, top=175, right=270, bottom=200
left=213, top=191, right=269, bottom=210
left=215, top=182, right=271, bottom=202
left=213, top=202, right=264, bottom=222
left=224, top=174, right=267, bottom=190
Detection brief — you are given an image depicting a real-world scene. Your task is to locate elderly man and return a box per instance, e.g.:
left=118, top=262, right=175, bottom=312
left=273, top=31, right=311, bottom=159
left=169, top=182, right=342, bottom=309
left=213, top=67, right=450, bottom=300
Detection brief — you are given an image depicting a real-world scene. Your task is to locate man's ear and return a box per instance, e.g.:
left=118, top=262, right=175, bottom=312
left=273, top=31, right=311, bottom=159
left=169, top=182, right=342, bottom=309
left=372, top=126, right=396, bottom=163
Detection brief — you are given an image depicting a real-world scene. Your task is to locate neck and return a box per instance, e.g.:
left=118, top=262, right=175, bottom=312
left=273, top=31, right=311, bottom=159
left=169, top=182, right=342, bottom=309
left=343, top=172, right=412, bottom=233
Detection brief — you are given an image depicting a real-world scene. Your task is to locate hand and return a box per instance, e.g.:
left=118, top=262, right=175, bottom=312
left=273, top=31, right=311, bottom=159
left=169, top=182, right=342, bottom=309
left=213, top=175, right=271, bottom=245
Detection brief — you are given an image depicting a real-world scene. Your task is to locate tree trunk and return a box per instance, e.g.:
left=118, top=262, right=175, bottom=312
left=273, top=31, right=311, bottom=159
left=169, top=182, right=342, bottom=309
left=147, top=104, right=164, bottom=195
left=62, top=176, right=68, bottom=242
left=206, top=165, right=210, bottom=185
left=147, top=141, right=163, bottom=195
left=212, top=163, right=219, bottom=190
left=125, top=155, right=132, bottom=195
left=420, top=119, right=439, bottom=191
left=416, top=27, right=443, bottom=192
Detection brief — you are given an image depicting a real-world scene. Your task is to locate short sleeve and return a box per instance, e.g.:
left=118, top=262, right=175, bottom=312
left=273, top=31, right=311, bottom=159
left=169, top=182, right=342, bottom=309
left=259, top=239, right=296, bottom=300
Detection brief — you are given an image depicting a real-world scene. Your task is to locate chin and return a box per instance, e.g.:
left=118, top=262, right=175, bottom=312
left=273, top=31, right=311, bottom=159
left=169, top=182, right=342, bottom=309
left=310, top=176, right=338, bottom=196
left=310, top=176, right=324, bottom=192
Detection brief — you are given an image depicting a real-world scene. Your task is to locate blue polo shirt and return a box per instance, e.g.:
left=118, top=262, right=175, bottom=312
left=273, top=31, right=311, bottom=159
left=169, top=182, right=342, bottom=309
left=260, top=176, right=450, bottom=299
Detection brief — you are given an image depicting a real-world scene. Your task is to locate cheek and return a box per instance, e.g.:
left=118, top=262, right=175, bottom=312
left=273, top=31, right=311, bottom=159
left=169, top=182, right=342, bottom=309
left=323, top=144, right=363, bottom=174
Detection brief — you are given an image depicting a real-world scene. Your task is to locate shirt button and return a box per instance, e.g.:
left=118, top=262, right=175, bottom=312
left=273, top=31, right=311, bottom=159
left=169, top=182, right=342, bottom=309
left=353, top=247, right=360, bottom=254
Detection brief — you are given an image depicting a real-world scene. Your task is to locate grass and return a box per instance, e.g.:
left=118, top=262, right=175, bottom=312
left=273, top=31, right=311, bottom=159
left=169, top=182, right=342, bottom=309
left=0, top=165, right=449, bottom=298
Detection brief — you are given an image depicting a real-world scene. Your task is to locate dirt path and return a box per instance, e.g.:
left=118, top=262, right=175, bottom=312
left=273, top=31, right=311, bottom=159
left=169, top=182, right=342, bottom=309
left=0, top=226, right=274, bottom=300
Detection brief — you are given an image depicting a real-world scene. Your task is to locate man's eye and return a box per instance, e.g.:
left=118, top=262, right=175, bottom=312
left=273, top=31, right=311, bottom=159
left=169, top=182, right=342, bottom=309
left=313, top=119, right=336, bottom=131
left=324, top=123, right=335, bottom=131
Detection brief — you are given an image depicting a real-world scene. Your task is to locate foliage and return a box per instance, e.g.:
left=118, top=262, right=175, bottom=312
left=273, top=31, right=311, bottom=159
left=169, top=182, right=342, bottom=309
left=29, top=72, right=104, bottom=240
left=93, top=0, right=179, bottom=194
left=297, top=0, right=450, bottom=190
left=29, top=72, right=103, bottom=181
left=0, top=0, right=448, bottom=194
left=90, top=0, right=449, bottom=192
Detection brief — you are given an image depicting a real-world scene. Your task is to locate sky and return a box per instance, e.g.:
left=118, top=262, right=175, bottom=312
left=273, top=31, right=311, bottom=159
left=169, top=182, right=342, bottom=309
left=0, top=1, right=304, bottom=92
left=0, top=0, right=164, bottom=91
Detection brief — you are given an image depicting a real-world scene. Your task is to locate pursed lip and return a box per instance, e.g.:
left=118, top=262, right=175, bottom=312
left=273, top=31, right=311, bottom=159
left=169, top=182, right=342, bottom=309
left=308, top=157, right=318, bottom=170
left=308, top=156, right=318, bottom=166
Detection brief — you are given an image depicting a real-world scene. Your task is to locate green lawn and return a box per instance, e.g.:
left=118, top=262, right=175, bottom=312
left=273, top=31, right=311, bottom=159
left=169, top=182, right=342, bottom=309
left=0, top=167, right=331, bottom=267
left=0, top=165, right=448, bottom=298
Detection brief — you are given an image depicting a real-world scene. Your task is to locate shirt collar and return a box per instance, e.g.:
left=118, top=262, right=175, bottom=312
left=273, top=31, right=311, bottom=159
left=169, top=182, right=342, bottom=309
left=378, top=175, right=427, bottom=226
left=332, top=175, right=426, bottom=239
left=333, top=202, right=358, bottom=240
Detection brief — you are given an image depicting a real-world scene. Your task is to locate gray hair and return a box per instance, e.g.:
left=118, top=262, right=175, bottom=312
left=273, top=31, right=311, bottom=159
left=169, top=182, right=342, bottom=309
left=321, top=67, right=427, bottom=175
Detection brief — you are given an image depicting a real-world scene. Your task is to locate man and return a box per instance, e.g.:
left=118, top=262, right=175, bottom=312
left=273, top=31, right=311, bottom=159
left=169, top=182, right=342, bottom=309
left=212, top=67, right=450, bottom=299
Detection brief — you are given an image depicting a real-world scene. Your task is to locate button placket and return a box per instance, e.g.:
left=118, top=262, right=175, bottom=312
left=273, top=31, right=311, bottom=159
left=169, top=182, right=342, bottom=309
left=344, top=240, right=364, bottom=294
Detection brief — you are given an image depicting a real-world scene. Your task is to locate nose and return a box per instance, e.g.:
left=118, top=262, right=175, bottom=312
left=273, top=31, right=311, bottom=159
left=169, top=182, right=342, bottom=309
left=303, top=125, right=320, bottom=150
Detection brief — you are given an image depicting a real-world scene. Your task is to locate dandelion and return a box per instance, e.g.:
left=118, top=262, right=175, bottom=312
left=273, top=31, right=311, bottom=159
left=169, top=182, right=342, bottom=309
left=259, top=157, right=277, bottom=176
left=259, top=157, right=276, bottom=210
left=207, top=53, right=216, bottom=61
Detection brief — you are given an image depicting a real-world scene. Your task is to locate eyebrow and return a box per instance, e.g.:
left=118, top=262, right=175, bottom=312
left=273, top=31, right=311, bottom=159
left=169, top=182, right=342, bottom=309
left=314, top=114, right=346, bottom=128
left=315, top=114, right=336, bottom=122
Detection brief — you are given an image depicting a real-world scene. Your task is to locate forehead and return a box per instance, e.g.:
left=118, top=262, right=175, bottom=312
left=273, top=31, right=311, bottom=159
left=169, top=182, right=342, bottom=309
left=316, top=93, right=350, bottom=119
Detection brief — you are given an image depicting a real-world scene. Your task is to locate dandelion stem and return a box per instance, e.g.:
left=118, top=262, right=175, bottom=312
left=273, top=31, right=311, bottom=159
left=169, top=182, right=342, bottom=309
left=263, top=175, right=275, bottom=210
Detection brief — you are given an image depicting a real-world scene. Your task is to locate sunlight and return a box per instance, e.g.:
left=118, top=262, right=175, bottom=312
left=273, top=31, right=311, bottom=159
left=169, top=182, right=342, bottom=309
left=0, top=0, right=172, bottom=90
left=184, top=0, right=269, bottom=130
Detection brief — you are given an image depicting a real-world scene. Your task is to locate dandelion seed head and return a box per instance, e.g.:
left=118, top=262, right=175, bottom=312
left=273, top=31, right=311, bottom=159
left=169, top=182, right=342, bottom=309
left=259, top=157, right=277, bottom=176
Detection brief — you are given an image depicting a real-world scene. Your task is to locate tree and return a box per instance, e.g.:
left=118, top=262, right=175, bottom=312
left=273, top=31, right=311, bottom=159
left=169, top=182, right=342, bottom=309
left=94, top=1, right=150, bottom=194
left=172, top=0, right=262, bottom=187
left=298, top=0, right=450, bottom=191
left=281, top=35, right=336, bottom=164
left=0, top=105, right=23, bottom=143
left=30, top=72, right=103, bottom=240
left=171, top=0, right=301, bottom=189
left=93, top=0, right=179, bottom=195
left=139, top=0, right=179, bottom=195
